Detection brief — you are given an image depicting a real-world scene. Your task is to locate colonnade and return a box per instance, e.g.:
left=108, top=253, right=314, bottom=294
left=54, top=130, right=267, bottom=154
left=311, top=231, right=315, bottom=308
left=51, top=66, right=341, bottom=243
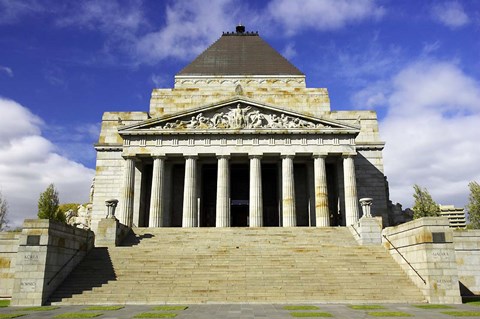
left=119, top=154, right=359, bottom=228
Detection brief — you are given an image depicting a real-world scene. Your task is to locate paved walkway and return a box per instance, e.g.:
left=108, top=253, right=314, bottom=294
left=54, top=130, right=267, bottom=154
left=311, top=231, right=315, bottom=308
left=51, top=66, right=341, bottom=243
left=2, top=303, right=480, bottom=318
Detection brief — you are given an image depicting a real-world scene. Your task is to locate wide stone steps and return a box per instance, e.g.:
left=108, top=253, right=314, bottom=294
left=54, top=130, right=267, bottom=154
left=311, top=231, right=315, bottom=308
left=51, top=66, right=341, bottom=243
left=49, top=227, right=425, bottom=304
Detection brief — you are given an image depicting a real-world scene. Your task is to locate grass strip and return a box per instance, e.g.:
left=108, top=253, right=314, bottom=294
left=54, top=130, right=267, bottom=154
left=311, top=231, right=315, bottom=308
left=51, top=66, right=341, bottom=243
left=414, top=304, right=454, bottom=309
left=284, top=306, right=320, bottom=310
left=152, top=306, right=188, bottom=311
left=134, top=313, right=177, bottom=318
left=16, top=306, right=60, bottom=311
left=367, top=311, right=413, bottom=317
left=0, top=314, right=26, bottom=319
left=54, top=312, right=103, bottom=318
left=290, top=312, right=333, bottom=317
left=441, top=311, right=480, bottom=317
left=465, top=301, right=480, bottom=306
left=0, top=300, right=10, bottom=308
left=82, top=306, right=124, bottom=311
left=349, top=305, right=385, bottom=310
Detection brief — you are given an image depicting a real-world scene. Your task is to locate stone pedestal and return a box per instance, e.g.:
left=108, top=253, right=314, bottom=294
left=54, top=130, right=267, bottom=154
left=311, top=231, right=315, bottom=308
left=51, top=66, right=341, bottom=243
left=351, top=216, right=382, bottom=245
left=95, top=218, right=130, bottom=247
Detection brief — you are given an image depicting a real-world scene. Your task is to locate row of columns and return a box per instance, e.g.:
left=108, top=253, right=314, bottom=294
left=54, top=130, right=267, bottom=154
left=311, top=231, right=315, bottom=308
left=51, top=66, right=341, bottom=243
left=119, top=154, right=360, bottom=228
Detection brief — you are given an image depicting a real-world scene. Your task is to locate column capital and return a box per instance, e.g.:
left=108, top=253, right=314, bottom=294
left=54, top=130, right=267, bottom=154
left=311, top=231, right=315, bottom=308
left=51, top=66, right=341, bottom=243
left=281, top=154, right=295, bottom=160
left=248, top=155, right=262, bottom=160
left=313, top=153, right=328, bottom=159
left=216, top=155, right=230, bottom=160
left=151, top=154, right=166, bottom=160
left=184, top=155, right=198, bottom=160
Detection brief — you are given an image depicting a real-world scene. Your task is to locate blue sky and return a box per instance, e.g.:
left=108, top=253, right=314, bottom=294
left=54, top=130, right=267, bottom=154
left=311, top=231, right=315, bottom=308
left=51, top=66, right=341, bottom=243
left=1, top=0, right=480, bottom=226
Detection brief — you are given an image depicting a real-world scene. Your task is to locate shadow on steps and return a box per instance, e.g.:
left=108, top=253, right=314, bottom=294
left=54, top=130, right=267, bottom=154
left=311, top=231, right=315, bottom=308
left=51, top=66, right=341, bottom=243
left=47, top=247, right=116, bottom=304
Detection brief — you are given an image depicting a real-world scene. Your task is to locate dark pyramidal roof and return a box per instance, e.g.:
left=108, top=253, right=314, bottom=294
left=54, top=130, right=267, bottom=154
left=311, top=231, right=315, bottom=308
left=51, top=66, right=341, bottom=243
left=177, top=25, right=304, bottom=76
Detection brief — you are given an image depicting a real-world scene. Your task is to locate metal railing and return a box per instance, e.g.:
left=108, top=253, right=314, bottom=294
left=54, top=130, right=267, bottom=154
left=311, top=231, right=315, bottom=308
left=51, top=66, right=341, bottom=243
left=351, top=223, right=361, bottom=238
left=382, top=234, right=426, bottom=285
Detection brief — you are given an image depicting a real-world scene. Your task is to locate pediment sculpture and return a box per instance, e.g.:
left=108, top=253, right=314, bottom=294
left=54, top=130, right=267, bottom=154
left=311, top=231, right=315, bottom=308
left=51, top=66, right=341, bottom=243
left=159, top=104, right=328, bottom=130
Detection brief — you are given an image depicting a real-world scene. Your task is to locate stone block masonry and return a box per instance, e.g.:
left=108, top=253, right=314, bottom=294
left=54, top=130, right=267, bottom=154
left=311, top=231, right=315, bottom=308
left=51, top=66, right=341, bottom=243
left=0, top=232, right=20, bottom=298
left=10, top=219, right=94, bottom=306
left=382, top=217, right=462, bottom=304
left=453, top=229, right=480, bottom=295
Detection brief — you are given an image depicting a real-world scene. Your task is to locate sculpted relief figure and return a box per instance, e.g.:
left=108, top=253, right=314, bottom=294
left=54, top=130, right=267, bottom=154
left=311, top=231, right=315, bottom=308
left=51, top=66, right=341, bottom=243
left=159, top=104, right=322, bottom=130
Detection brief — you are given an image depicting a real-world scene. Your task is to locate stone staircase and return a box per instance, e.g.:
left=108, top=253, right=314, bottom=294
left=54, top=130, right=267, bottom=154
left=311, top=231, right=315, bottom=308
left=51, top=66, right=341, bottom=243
left=49, top=227, right=425, bottom=304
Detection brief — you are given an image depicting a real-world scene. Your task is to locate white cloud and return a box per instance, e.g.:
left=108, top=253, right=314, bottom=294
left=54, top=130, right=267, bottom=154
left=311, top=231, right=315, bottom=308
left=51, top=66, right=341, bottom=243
left=431, top=1, right=469, bottom=28
left=267, top=0, right=384, bottom=35
left=135, top=0, right=239, bottom=62
left=372, top=61, right=480, bottom=208
left=282, top=42, right=297, bottom=60
left=0, top=0, right=44, bottom=25
left=0, top=98, right=95, bottom=227
left=0, top=65, right=13, bottom=77
left=55, top=0, right=144, bottom=36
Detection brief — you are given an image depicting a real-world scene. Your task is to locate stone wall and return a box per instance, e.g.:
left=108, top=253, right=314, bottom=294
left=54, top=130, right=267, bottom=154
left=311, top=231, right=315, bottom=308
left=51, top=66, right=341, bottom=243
left=91, top=150, right=125, bottom=232
left=382, top=217, right=462, bottom=304
left=11, top=219, right=94, bottom=306
left=0, top=232, right=20, bottom=298
left=453, top=229, right=480, bottom=295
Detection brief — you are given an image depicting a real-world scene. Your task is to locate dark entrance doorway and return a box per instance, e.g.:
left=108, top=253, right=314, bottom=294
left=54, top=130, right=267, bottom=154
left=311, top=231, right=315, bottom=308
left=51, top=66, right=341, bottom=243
left=200, top=164, right=217, bottom=227
left=230, top=164, right=249, bottom=227
left=262, top=163, right=279, bottom=226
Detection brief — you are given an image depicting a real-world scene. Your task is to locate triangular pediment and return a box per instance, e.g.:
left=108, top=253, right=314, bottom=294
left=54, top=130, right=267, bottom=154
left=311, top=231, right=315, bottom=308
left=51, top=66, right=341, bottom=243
left=119, top=98, right=359, bottom=135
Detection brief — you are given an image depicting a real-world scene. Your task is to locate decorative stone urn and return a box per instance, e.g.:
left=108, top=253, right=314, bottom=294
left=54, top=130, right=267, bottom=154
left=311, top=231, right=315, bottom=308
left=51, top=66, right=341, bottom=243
left=359, top=198, right=373, bottom=218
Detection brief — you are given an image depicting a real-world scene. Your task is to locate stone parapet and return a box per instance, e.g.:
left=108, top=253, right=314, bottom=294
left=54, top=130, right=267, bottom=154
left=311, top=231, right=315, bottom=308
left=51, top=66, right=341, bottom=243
left=452, top=229, right=480, bottom=295
left=382, top=217, right=462, bottom=304
left=0, top=232, right=20, bottom=298
left=10, top=219, right=94, bottom=306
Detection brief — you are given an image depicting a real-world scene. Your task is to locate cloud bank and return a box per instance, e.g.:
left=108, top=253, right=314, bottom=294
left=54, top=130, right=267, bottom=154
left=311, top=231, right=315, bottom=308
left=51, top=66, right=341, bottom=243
left=0, top=98, right=95, bottom=227
left=370, top=61, right=480, bottom=208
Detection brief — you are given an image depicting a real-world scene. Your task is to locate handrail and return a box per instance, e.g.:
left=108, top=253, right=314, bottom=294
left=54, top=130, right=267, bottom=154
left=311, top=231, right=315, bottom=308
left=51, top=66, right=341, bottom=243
left=382, top=234, right=426, bottom=284
left=351, top=223, right=361, bottom=238
left=47, top=232, right=91, bottom=286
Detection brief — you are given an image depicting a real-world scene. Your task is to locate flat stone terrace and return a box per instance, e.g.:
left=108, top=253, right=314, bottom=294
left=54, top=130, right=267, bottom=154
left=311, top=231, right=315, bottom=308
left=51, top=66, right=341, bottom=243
left=50, top=227, right=424, bottom=305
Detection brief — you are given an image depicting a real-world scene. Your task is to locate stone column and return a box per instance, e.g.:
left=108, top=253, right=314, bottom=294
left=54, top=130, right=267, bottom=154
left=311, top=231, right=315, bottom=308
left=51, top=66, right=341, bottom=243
left=249, top=155, right=263, bottom=227
left=343, top=155, right=359, bottom=225
left=182, top=156, right=198, bottom=227
left=149, top=156, right=165, bottom=227
left=216, top=155, right=230, bottom=227
left=282, top=155, right=296, bottom=227
left=119, top=156, right=135, bottom=227
left=314, top=155, right=330, bottom=227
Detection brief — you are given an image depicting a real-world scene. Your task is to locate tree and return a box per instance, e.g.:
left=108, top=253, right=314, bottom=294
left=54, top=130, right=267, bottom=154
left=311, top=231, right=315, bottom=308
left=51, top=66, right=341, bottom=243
left=412, top=184, right=440, bottom=219
left=466, top=181, right=480, bottom=229
left=37, top=184, right=64, bottom=222
left=0, top=191, right=8, bottom=231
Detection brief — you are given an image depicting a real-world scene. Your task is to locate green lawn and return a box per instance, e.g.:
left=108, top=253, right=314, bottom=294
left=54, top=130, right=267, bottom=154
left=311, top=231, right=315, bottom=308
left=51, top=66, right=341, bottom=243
left=290, top=312, right=333, bottom=317
left=133, top=313, right=177, bottom=318
left=54, top=313, right=103, bottom=318
left=367, top=311, right=413, bottom=317
left=349, top=305, right=385, bottom=310
left=414, top=304, right=454, bottom=309
left=284, top=306, right=320, bottom=310
left=0, top=301, right=10, bottom=308
left=152, top=306, right=188, bottom=311
left=441, top=311, right=480, bottom=317
left=82, top=306, right=124, bottom=311
left=16, top=306, right=60, bottom=311
left=0, top=314, right=26, bottom=319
